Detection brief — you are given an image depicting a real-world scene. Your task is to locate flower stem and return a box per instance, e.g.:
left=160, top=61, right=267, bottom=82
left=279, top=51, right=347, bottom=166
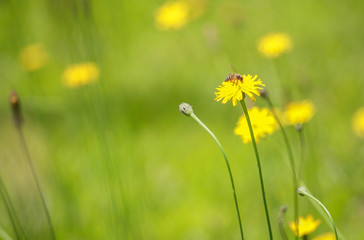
left=264, top=96, right=299, bottom=239
left=278, top=206, right=288, bottom=240
left=298, top=187, right=339, bottom=240
left=17, top=128, right=56, bottom=240
left=239, top=100, right=273, bottom=240
left=190, top=112, right=245, bottom=240
left=297, top=125, right=305, bottom=182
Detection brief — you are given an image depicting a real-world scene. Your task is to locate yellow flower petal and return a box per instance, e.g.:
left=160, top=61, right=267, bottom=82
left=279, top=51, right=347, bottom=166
left=234, top=107, right=277, bottom=143
left=62, top=62, right=100, bottom=88
left=284, top=100, right=315, bottom=125
left=352, top=107, right=364, bottom=138
left=289, top=215, right=321, bottom=237
left=19, top=43, right=48, bottom=72
left=215, top=74, right=265, bottom=106
left=312, top=233, right=336, bottom=240
left=257, top=33, right=292, bottom=59
left=155, top=1, right=189, bottom=30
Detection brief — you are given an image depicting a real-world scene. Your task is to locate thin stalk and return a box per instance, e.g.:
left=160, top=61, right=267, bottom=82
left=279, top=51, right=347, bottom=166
left=264, top=96, right=299, bottom=239
left=297, top=125, right=305, bottom=183
left=16, top=128, right=56, bottom=240
left=278, top=206, right=288, bottom=240
left=298, top=187, right=338, bottom=240
left=239, top=100, right=273, bottom=240
left=190, top=112, right=245, bottom=240
left=0, top=178, right=21, bottom=240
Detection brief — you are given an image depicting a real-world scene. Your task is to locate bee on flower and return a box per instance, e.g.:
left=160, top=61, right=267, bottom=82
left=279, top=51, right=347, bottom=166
left=19, top=43, right=48, bottom=72
left=352, top=107, right=364, bottom=138
left=257, top=33, right=292, bottom=59
left=62, top=62, right=100, bottom=88
left=283, top=100, right=316, bottom=126
left=155, top=1, right=190, bottom=30
left=215, top=74, right=265, bottom=106
left=289, top=215, right=321, bottom=237
left=234, top=107, right=277, bottom=143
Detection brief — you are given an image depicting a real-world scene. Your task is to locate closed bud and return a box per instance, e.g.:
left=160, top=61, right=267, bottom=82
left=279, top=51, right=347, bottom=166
left=179, top=102, right=193, bottom=116
left=9, top=90, right=23, bottom=128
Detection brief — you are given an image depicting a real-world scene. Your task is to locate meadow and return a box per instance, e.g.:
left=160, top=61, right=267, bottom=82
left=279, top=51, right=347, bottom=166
left=0, top=0, right=364, bottom=239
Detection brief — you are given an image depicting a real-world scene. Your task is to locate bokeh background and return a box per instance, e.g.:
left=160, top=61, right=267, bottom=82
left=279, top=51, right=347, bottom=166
left=1, top=0, right=364, bottom=239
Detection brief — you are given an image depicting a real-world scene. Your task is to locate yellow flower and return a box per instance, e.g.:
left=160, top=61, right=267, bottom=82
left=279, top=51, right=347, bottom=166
left=155, top=1, right=189, bottom=30
left=62, top=62, right=100, bottom=88
left=215, top=74, right=265, bottom=106
left=352, top=107, right=364, bottom=138
left=312, top=233, right=336, bottom=240
left=284, top=100, right=315, bottom=125
left=257, top=33, right=292, bottom=59
left=234, top=107, right=277, bottom=143
left=19, top=43, right=48, bottom=72
left=289, top=215, right=321, bottom=237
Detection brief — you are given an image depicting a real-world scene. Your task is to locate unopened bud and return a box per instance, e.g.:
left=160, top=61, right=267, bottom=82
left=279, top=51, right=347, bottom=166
left=280, top=205, right=287, bottom=214
left=9, top=90, right=23, bottom=128
left=179, top=102, right=193, bottom=116
left=297, top=186, right=307, bottom=196
left=259, top=88, right=268, bottom=98
left=296, top=124, right=303, bottom=132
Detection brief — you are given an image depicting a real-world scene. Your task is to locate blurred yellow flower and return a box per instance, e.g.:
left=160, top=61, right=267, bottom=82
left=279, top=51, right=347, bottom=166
left=155, top=1, right=189, bottom=30
left=257, top=33, right=292, bottom=59
left=215, top=74, right=265, bottom=106
left=62, top=62, right=100, bottom=88
left=289, top=215, right=321, bottom=237
left=19, top=43, right=48, bottom=72
left=312, top=233, right=336, bottom=240
left=234, top=107, right=277, bottom=144
left=352, top=107, right=364, bottom=138
left=284, top=100, right=315, bottom=125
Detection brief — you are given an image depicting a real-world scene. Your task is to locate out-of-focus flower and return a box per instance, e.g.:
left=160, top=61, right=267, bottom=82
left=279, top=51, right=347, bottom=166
left=215, top=74, right=265, bottom=106
left=218, top=1, right=245, bottom=27
left=19, top=44, right=48, bottom=72
left=289, top=215, right=321, bottom=237
left=62, top=62, right=99, bottom=88
left=284, top=100, right=315, bottom=125
left=257, top=33, right=292, bottom=59
left=312, top=233, right=336, bottom=240
left=234, top=107, right=277, bottom=143
left=352, top=107, right=364, bottom=138
left=155, top=1, right=189, bottom=30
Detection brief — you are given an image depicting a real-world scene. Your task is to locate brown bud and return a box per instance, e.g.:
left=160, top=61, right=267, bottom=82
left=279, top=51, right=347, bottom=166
left=9, top=90, right=23, bottom=128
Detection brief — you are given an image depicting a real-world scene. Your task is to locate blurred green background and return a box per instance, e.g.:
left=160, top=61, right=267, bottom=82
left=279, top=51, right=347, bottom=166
left=1, top=0, right=364, bottom=239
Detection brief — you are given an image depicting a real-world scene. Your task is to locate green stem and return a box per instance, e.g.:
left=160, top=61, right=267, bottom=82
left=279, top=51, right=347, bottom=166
left=17, top=128, right=56, bottom=240
left=278, top=206, right=288, bottom=240
left=297, top=126, right=305, bottom=183
left=298, top=188, right=339, bottom=240
left=265, top=96, right=299, bottom=240
left=0, top=178, right=21, bottom=240
left=239, top=100, right=273, bottom=240
left=190, top=112, right=245, bottom=240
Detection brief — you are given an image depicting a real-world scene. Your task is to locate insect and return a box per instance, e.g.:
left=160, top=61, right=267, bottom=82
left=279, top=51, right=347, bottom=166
left=225, top=73, right=243, bottom=82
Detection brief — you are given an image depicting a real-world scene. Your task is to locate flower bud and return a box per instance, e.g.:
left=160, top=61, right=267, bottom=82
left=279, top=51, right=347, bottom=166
left=9, top=90, right=23, bottom=128
left=179, top=102, right=193, bottom=116
left=297, top=186, right=307, bottom=196
left=259, top=88, right=268, bottom=98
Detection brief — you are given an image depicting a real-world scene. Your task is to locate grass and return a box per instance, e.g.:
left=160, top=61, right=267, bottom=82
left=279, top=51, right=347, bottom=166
left=0, top=0, right=364, bottom=239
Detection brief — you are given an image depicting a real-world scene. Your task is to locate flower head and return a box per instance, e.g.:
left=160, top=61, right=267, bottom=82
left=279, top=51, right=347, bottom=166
left=62, top=62, right=100, bottom=88
left=289, top=215, right=321, bottom=237
left=284, top=100, right=315, bottom=125
left=352, top=107, right=364, bottom=138
left=19, top=43, right=48, bottom=72
left=257, top=33, right=292, bottom=59
left=234, top=107, right=277, bottom=143
left=215, top=74, right=265, bottom=106
left=312, top=233, right=336, bottom=240
left=155, top=1, right=189, bottom=30
left=179, top=102, right=193, bottom=116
